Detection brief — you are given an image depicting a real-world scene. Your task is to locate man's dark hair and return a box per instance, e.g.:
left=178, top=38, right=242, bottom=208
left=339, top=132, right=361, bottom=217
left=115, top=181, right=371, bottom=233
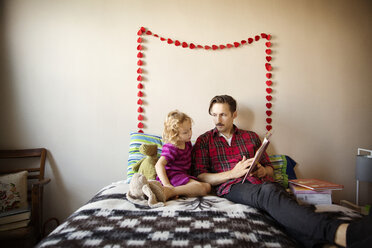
left=208, top=95, right=237, bottom=115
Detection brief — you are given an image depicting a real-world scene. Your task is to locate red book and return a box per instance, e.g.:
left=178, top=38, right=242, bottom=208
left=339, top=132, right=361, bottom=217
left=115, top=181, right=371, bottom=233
left=289, top=179, right=344, bottom=191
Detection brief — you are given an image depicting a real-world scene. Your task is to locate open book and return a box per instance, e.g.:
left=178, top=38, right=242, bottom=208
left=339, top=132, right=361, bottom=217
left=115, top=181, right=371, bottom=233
left=241, top=132, right=272, bottom=183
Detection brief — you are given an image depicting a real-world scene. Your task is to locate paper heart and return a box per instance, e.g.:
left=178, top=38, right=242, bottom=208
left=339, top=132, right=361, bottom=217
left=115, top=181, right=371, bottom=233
left=266, top=125, right=272, bottom=131
left=266, top=118, right=272, bottom=124
left=234, top=42, right=240, bottom=47
left=266, top=80, right=272, bottom=86
left=137, top=91, right=143, bottom=97
left=266, top=103, right=272, bottom=109
left=154, top=34, right=159, bottom=38
left=212, top=45, right=218, bottom=50
left=137, top=60, right=143, bottom=66
left=266, top=110, right=272, bottom=116
left=140, top=27, right=146, bottom=32
left=137, top=52, right=143, bottom=58
left=255, top=35, right=260, bottom=41
left=248, top=38, right=253, bottom=44
left=137, top=45, right=143, bottom=50
left=204, top=45, right=211, bottom=50
left=138, top=129, right=144, bottom=133
left=137, top=75, right=142, bottom=81
left=137, top=99, right=143, bottom=105
left=137, top=37, right=142, bottom=43
left=175, top=40, right=181, bottom=46
left=190, top=43, right=196, bottom=49
left=138, top=114, right=144, bottom=121
left=137, top=30, right=142, bottom=36
left=137, top=68, right=142, bottom=74
left=266, top=95, right=272, bottom=101
left=226, top=44, right=233, bottom=48
left=241, top=40, right=247, bottom=44
left=182, top=42, right=188, bottom=48
left=167, top=39, right=173, bottom=44
left=160, top=37, right=166, bottom=41
left=197, top=45, right=203, bottom=48
left=137, top=83, right=143, bottom=89
left=267, top=34, right=272, bottom=40
left=137, top=107, right=143, bottom=113
left=266, top=42, right=272, bottom=47
left=266, top=73, right=272, bottom=79
left=261, top=33, right=267, bottom=38
left=265, top=63, right=272, bottom=71
left=266, top=88, right=272, bottom=94
left=266, top=56, right=272, bottom=62
left=266, top=49, right=272, bottom=55
left=219, top=45, right=226, bottom=49
left=138, top=122, right=144, bottom=128
left=146, top=30, right=152, bottom=35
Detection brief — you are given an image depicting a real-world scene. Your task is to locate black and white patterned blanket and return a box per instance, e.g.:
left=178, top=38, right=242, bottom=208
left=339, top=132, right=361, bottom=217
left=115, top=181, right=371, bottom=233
left=37, top=181, right=360, bottom=248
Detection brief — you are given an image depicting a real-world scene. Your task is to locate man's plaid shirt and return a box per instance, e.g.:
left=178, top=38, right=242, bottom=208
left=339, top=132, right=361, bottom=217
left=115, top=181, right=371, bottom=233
left=192, top=126, right=273, bottom=196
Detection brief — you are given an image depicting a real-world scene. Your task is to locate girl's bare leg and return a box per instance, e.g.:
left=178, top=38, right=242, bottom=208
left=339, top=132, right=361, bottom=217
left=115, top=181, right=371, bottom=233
left=163, top=179, right=211, bottom=200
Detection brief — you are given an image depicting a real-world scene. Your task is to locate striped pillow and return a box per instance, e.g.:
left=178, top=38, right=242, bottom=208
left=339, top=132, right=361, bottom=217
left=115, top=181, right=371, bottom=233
left=127, top=132, right=163, bottom=183
left=269, top=155, right=297, bottom=188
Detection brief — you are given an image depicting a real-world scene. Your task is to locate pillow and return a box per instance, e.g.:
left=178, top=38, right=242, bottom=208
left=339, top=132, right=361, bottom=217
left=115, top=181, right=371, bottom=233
left=269, top=155, right=297, bottom=188
left=127, top=132, right=163, bottom=183
left=0, top=171, right=28, bottom=212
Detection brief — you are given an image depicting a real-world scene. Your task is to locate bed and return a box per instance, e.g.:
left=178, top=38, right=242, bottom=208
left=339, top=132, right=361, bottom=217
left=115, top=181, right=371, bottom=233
left=37, top=133, right=362, bottom=247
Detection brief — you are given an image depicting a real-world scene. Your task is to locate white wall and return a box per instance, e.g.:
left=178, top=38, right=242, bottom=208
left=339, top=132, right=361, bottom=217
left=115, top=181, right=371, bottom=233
left=0, top=0, right=371, bottom=222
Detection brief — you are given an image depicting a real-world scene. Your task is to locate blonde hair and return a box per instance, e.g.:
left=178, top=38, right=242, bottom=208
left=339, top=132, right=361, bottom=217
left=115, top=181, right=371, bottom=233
left=163, top=110, right=192, bottom=145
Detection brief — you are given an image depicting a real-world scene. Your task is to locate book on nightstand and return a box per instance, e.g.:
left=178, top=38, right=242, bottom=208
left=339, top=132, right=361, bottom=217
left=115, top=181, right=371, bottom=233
left=289, top=183, right=333, bottom=205
left=289, top=178, right=344, bottom=191
left=0, top=207, right=31, bottom=231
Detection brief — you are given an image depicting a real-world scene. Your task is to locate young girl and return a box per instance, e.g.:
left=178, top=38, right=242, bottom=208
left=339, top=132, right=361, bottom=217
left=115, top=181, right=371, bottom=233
left=155, top=110, right=211, bottom=200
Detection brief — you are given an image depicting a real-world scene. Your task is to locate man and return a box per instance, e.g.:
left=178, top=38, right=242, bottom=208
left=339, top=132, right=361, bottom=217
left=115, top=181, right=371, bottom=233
left=192, top=95, right=371, bottom=248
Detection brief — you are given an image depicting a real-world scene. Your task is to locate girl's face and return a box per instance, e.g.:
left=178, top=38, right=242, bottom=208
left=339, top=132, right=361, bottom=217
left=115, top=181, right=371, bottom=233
left=177, top=120, right=192, bottom=143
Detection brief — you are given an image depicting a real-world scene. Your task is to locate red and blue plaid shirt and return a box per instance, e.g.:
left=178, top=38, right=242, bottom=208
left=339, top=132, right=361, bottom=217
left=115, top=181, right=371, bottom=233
left=192, top=126, right=273, bottom=196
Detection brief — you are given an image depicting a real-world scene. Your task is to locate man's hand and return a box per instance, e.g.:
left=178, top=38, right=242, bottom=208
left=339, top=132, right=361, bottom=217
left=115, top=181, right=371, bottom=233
left=230, top=156, right=254, bottom=179
left=251, top=164, right=274, bottom=178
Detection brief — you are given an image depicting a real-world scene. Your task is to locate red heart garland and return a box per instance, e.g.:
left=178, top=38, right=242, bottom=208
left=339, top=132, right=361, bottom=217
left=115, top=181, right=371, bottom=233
left=137, top=30, right=142, bottom=36
left=137, top=68, right=142, bottom=74
left=266, top=56, right=272, bottom=62
left=197, top=45, right=203, bottom=48
left=146, top=30, right=152, bottom=35
left=140, top=27, right=146, bottom=32
left=137, top=83, right=143, bottom=89
left=204, top=45, right=211, bottom=50
left=265, top=63, right=272, bottom=71
left=190, top=43, right=196, bottom=49
left=137, top=52, right=143, bottom=58
left=266, top=42, right=272, bottom=47
left=137, top=45, right=143, bottom=50
left=266, top=95, right=272, bottom=101
left=266, top=73, right=272, bottom=79
left=261, top=33, right=267, bottom=38
left=137, top=75, right=142, bottom=81
left=137, top=99, right=143, bottom=105
left=266, top=80, right=272, bottom=86
left=219, top=45, right=226, bottom=49
left=266, top=125, right=272, bottom=131
left=167, top=39, right=173, bottom=44
left=266, top=110, right=272, bottom=116
left=137, top=91, right=143, bottom=97
left=154, top=34, right=159, bottom=37
left=266, top=118, right=272, bottom=124
left=226, top=44, right=233, bottom=48
left=138, top=114, right=144, bottom=121
left=266, top=49, right=272, bottom=55
left=241, top=40, right=247, bottom=44
left=266, top=103, right=272, bottom=109
left=234, top=42, right=240, bottom=47
left=175, top=40, right=181, bottom=46
left=182, top=42, right=188, bottom=48
left=138, top=129, right=144, bottom=133
left=137, top=60, right=143, bottom=66
left=248, top=38, right=253, bottom=44
left=160, top=37, right=166, bottom=41
left=255, top=35, right=260, bottom=41
left=212, top=45, right=218, bottom=50
left=267, top=34, right=272, bottom=40
left=138, top=122, right=144, bottom=128
left=137, top=107, right=143, bottom=113
left=266, top=88, right=272, bottom=94
left=137, top=37, right=142, bottom=43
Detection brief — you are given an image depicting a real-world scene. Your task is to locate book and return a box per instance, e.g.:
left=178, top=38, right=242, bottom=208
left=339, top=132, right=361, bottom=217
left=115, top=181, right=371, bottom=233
left=0, top=219, right=30, bottom=231
left=289, top=178, right=344, bottom=191
left=289, top=183, right=332, bottom=205
left=242, top=132, right=272, bottom=183
left=0, top=207, right=31, bottom=225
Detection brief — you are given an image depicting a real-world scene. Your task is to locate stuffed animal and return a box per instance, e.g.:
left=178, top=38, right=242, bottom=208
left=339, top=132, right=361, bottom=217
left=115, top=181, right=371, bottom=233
left=132, top=144, right=158, bottom=180
left=127, top=173, right=166, bottom=208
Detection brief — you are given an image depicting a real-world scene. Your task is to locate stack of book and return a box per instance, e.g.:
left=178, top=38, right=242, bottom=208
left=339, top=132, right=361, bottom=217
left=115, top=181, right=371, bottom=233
left=0, top=207, right=31, bottom=231
left=289, top=179, right=344, bottom=205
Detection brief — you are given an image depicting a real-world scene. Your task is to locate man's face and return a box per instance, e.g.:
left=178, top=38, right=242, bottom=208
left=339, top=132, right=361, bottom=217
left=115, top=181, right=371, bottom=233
left=210, top=103, right=237, bottom=134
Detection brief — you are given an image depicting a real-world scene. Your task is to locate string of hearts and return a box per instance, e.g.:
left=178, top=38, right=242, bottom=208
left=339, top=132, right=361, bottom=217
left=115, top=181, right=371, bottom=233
left=136, top=27, right=274, bottom=133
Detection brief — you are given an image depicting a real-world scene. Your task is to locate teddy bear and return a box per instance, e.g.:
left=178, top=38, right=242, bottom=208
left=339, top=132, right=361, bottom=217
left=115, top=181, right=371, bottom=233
left=132, top=144, right=158, bottom=180
left=126, top=173, right=166, bottom=208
